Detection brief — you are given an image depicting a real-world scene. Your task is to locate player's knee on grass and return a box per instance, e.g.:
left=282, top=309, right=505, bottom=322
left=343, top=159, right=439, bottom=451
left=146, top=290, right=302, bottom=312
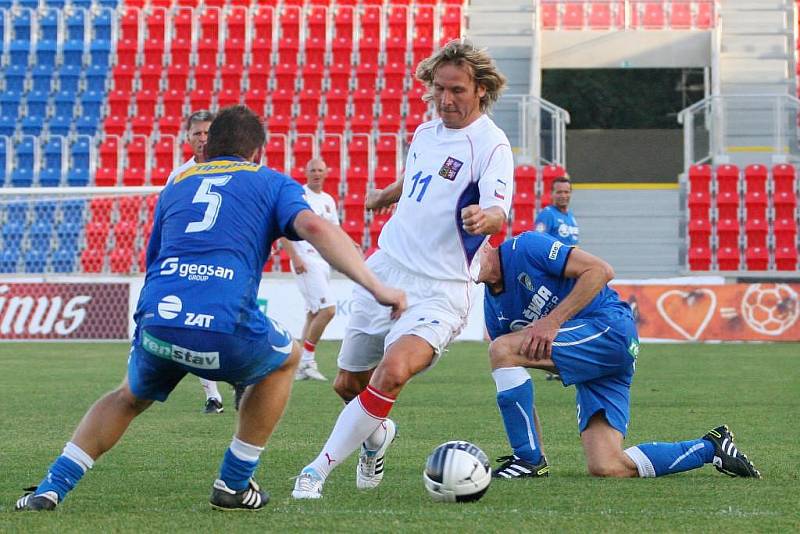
left=586, top=456, right=637, bottom=478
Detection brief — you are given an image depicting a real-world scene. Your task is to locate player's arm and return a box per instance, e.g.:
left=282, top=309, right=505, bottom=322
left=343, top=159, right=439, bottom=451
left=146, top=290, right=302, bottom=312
left=278, top=237, right=306, bottom=274
left=292, top=210, right=406, bottom=318
left=522, top=248, right=615, bottom=360
left=463, top=143, right=514, bottom=236
left=365, top=175, right=404, bottom=213
left=461, top=205, right=506, bottom=236
left=534, top=210, right=549, bottom=233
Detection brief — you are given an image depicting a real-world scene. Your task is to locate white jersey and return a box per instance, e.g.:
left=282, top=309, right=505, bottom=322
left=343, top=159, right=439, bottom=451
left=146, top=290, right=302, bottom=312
left=293, top=185, right=340, bottom=263
left=166, top=157, right=196, bottom=185
left=378, top=115, right=514, bottom=282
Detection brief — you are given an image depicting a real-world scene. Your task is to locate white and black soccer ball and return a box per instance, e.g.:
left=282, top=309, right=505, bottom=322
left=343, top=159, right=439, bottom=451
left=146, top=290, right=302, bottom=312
left=423, top=440, right=491, bottom=503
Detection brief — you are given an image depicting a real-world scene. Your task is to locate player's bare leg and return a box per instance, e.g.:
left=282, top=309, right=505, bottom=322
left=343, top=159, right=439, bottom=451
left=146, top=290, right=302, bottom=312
left=293, top=335, right=434, bottom=498
left=333, top=368, right=372, bottom=401
left=296, top=306, right=336, bottom=381
left=580, top=413, right=638, bottom=478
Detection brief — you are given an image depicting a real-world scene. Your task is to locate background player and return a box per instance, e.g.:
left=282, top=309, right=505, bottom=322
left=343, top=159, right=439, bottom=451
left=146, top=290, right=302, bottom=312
left=477, top=232, right=761, bottom=480
left=535, top=176, right=579, bottom=246
left=292, top=40, right=513, bottom=499
left=15, top=106, right=406, bottom=512
left=280, top=158, right=346, bottom=381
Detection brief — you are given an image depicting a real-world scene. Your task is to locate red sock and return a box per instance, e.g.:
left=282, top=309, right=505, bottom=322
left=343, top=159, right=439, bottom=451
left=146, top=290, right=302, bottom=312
left=357, top=385, right=396, bottom=419
left=303, top=339, right=316, bottom=353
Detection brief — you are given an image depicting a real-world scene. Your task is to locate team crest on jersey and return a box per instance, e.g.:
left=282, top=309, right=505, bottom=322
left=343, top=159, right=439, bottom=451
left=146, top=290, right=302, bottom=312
left=438, top=157, right=463, bottom=181
left=517, top=272, right=534, bottom=292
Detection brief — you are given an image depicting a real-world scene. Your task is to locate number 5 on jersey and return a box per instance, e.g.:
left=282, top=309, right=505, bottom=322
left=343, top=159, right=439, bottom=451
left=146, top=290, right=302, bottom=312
left=185, top=176, right=233, bottom=233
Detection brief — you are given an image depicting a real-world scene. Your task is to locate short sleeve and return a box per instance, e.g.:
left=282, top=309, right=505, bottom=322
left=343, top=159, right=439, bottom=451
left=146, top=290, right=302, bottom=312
left=276, top=178, right=313, bottom=241
left=534, top=209, right=550, bottom=234
left=519, top=231, right=572, bottom=279
left=483, top=290, right=507, bottom=340
left=477, top=143, right=514, bottom=216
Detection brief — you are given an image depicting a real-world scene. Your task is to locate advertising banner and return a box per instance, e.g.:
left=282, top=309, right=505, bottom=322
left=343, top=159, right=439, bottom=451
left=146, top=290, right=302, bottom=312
left=0, top=282, right=129, bottom=340
left=613, top=283, right=800, bottom=341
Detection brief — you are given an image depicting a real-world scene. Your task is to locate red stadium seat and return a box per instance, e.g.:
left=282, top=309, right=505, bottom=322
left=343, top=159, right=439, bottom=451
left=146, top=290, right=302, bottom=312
left=376, top=134, right=399, bottom=168
left=771, top=164, right=796, bottom=194
left=200, top=7, right=220, bottom=40
left=715, top=190, right=739, bottom=220
left=248, top=62, right=271, bottom=91
left=688, top=245, right=712, bottom=271
left=298, top=88, right=322, bottom=116
left=144, top=37, right=165, bottom=66
left=146, top=7, right=167, bottom=40
left=278, top=38, right=300, bottom=66
left=688, top=218, right=711, bottom=248
left=511, top=217, right=531, bottom=236
left=378, top=113, right=402, bottom=133
left=405, top=112, right=424, bottom=134
left=295, top=113, right=318, bottom=135
left=353, top=87, right=375, bottom=117
left=542, top=164, right=567, bottom=193
left=268, top=114, right=291, bottom=135
left=513, top=190, right=535, bottom=220
left=775, top=245, right=798, bottom=271
left=696, top=1, right=714, bottom=29
left=270, top=88, right=294, bottom=117
left=221, top=64, right=244, bottom=93
left=374, top=164, right=397, bottom=189
left=441, top=5, right=462, bottom=41
left=716, top=246, right=740, bottom=271
left=280, top=6, right=302, bottom=41
left=244, top=88, right=268, bottom=116
left=131, top=116, right=154, bottom=136
left=194, top=63, right=218, bottom=92
left=197, top=37, right=219, bottom=67
left=345, top=168, right=368, bottom=196
left=225, top=38, right=245, bottom=67
left=253, top=6, right=274, bottom=41
left=688, top=190, right=711, bottom=220
left=135, top=90, right=158, bottom=118
left=120, top=8, right=140, bottom=41
left=292, top=135, right=315, bottom=168
left=334, top=6, right=354, bottom=39
left=356, top=63, right=379, bottom=91
left=414, top=6, right=434, bottom=39
left=369, top=216, right=388, bottom=246
left=305, top=36, right=326, bottom=66
left=383, top=62, right=406, bottom=91
left=275, top=62, right=298, bottom=91
left=307, top=6, right=328, bottom=40
left=412, top=35, right=433, bottom=67
left=358, top=36, right=380, bottom=65
left=348, top=135, right=370, bottom=168
left=715, top=164, right=740, bottom=194
left=227, top=6, right=248, bottom=40
left=744, top=190, right=767, bottom=220
left=108, top=89, right=131, bottom=117
left=744, top=164, right=768, bottom=194
left=301, top=63, right=324, bottom=92
left=139, top=64, right=162, bottom=94
left=640, top=2, right=666, bottom=29
left=332, top=35, right=354, bottom=65
left=189, top=88, right=213, bottom=110
left=343, top=218, right=366, bottom=246
left=744, top=246, right=769, bottom=271
left=360, top=6, right=381, bottom=40
left=744, top=217, right=768, bottom=248
left=117, top=38, right=137, bottom=67
left=386, top=36, right=408, bottom=66
left=167, top=64, right=190, bottom=92
left=162, top=89, right=185, bottom=118
left=387, top=6, right=408, bottom=40
left=323, top=113, right=347, bottom=135
left=324, top=88, right=348, bottom=116
left=350, top=113, right=373, bottom=134
left=515, top=165, right=536, bottom=194
left=112, top=64, right=136, bottom=93
left=773, top=191, right=797, bottom=220
left=321, top=134, right=343, bottom=175
left=540, top=3, right=558, bottom=29
left=154, top=138, right=176, bottom=176
left=688, top=163, right=712, bottom=194
left=126, top=137, right=148, bottom=170
left=562, top=2, right=585, bottom=29
left=265, top=134, right=288, bottom=170
left=217, top=88, right=241, bottom=108
left=81, top=248, right=105, bottom=273
left=588, top=2, right=612, bottom=29
left=716, top=218, right=740, bottom=249
left=328, top=63, right=352, bottom=92
left=670, top=2, right=692, bottom=29
left=774, top=218, right=797, bottom=248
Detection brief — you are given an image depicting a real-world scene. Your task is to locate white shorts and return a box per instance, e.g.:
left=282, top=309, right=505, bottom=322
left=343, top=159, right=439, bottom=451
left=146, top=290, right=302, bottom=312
left=337, top=250, right=471, bottom=372
left=294, top=259, right=336, bottom=313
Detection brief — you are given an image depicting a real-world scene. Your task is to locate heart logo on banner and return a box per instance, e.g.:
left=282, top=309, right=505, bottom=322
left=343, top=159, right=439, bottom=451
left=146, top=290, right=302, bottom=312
left=656, top=289, right=717, bottom=341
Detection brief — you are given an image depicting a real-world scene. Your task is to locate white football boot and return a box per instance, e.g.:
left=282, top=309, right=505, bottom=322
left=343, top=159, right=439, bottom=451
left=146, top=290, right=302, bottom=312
left=356, top=419, right=397, bottom=490
left=291, top=467, right=324, bottom=499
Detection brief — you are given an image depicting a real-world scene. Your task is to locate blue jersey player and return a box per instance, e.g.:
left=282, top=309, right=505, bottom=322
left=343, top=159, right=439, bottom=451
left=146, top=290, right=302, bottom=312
left=15, top=106, right=406, bottom=513
left=534, top=177, right=579, bottom=246
left=477, top=232, right=760, bottom=480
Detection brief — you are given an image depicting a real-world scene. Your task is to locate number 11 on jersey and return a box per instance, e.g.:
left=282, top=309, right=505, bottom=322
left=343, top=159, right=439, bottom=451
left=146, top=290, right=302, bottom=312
left=408, top=171, right=432, bottom=202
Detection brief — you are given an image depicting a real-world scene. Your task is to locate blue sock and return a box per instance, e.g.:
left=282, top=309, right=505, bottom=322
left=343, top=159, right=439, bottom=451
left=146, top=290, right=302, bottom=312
left=494, top=371, right=542, bottom=464
left=219, top=448, right=259, bottom=491
left=36, top=455, right=86, bottom=502
left=625, top=438, right=715, bottom=477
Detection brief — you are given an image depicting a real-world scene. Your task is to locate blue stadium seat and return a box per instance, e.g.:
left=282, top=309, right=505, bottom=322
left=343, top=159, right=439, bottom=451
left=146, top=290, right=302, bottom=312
left=11, top=168, right=34, bottom=187
left=29, top=220, right=54, bottom=250
left=0, top=90, right=22, bottom=117
left=2, top=64, right=27, bottom=92
left=57, top=221, right=81, bottom=249
left=63, top=39, right=85, bottom=67
left=25, top=249, right=48, bottom=273
left=26, top=91, right=49, bottom=117
left=6, top=201, right=29, bottom=221
left=48, top=115, right=73, bottom=137
left=85, top=64, right=108, bottom=93
left=32, top=65, right=54, bottom=93
left=45, top=1, right=68, bottom=7
left=34, top=200, right=57, bottom=223
left=15, top=137, right=36, bottom=168
left=99, top=0, right=119, bottom=8
left=52, top=247, right=76, bottom=273
left=80, top=91, right=104, bottom=118
left=40, top=140, right=63, bottom=186
left=39, top=167, right=62, bottom=187
left=75, top=115, right=98, bottom=136
left=40, top=8, right=60, bottom=41
left=36, top=40, right=58, bottom=67
left=0, top=1, right=12, bottom=10
left=21, top=115, right=45, bottom=135
left=56, top=65, right=82, bottom=93
left=54, top=90, right=76, bottom=117
left=72, top=0, right=92, bottom=8
left=2, top=222, right=25, bottom=249
left=66, top=8, right=86, bottom=41
left=60, top=200, right=85, bottom=223
left=0, top=136, right=7, bottom=184
left=90, top=40, right=111, bottom=67
left=92, top=10, right=113, bottom=41
left=12, top=9, right=32, bottom=41
left=70, top=136, right=91, bottom=167
left=9, top=40, right=31, bottom=67
left=18, top=0, right=40, bottom=8
left=0, top=115, right=17, bottom=136
left=0, top=248, right=20, bottom=273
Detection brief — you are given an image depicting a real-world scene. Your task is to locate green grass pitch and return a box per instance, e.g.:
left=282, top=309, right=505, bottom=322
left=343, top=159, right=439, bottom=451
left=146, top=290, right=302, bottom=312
left=1, top=342, right=798, bottom=532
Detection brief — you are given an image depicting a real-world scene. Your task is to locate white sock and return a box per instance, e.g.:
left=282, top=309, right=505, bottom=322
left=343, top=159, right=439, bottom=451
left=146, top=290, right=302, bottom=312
left=230, top=436, right=264, bottom=463
left=301, top=350, right=315, bottom=364
left=306, top=400, right=384, bottom=480
left=363, top=420, right=388, bottom=450
left=492, top=367, right=530, bottom=392
left=63, top=441, right=94, bottom=472
left=200, top=378, right=222, bottom=401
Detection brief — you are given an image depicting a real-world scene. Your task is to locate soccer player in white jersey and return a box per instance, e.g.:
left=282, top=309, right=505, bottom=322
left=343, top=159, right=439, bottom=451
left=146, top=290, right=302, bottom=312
left=167, top=110, right=235, bottom=413
left=293, top=39, right=513, bottom=499
left=280, top=158, right=343, bottom=381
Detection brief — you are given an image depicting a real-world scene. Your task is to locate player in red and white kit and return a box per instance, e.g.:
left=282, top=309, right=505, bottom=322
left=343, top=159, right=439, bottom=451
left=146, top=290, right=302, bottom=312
left=293, top=40, right=514, bottom=499
left=280, top=158, right=345, bottom=381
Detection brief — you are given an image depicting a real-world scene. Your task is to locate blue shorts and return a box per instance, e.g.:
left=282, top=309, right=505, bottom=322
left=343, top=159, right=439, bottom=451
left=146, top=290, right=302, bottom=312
left=550, top=308, right=639, bottom=436
left=127, top=319, right=293, bottom=402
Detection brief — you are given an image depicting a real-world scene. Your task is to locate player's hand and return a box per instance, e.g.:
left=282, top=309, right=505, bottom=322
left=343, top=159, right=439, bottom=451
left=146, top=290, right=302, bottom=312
left=461, top=205, right=486, bottom=235
left=366, top=190, right=393, bottom=214
left=521, top=316, right=560, bottom=360
left=292, top=260, right=307, bottom=274
left=373, top=285, right=407, bottom=320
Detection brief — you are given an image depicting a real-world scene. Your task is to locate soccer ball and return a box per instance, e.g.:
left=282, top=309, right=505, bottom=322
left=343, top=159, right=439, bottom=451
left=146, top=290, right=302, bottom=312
left=740, top=283, right=799, bottom=336
left=422, top=441, right=492, bottom=503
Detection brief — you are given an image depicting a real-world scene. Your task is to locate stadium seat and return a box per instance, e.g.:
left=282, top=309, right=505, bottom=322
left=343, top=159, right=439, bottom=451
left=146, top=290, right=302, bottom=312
left=31, top=65, right=53, bottom=93
left=640, top=2, right=666, bottom=29
left=2, top=222, right=25, bottom=250
left=2, top=65, right=27, bottom=93
left=511, top=216, right=532, bottom=236
left=774, top=218, right=797, bottom=248
left=218, top=88, right=242, bottom=108
left=270, top=89, right=294, bottom=117
left=688, top=218, right=711, bottom=249
left=745, top=246, right=769, bottom=271
left=81, top=248, right=105, bottom=273
left=376, top=134, right=399, bottom=168
left=716, top=246, right=740, bottom=271
left=744, top=164, right=768, bottom=194
left=332, top=36, right=354, bottom=65
left=775, top=245, right=798, bottom=271
left=323, top=113, right=347, bottom=135
left=342, top=218, right=365, bottom=246
left=58, top=65, right=82, bottom=94
left=57, top=221, right=82, bottom=250
left=292, top=135, right=315, bottom=168
left=716, top=218, right=740, bottom=249
left=670, top=2, right=692, bottom=29
left=29, top=220, right=53, bottom=250
left=383, top=63, right=406, bottom=93
left=773, top=191, right=797, bottom=220
left=244, top=88, right=268, bottom=116
left=0, top=91, right=22, bottom=118
left=513, top=190, right=536, bottom=220
left=689, top=164, right=712, bottom=192
left=744, top=217, right=768, bottom=249
left=85, top=64, right=109, bottom=94
left=744, top=190, right=767, bottom=220
left=51, top=247, right=77, bottom=273
left=715, top=164, right=739, bottom=194
left=265, top=135, right=288, bottom=171
left=771, top=164, right=796, bottom=194
left=374, top=164, right=396, bottom=189
left=63, top=39, right=85, bottom=67
left=715, top=191, right=739, bottom=221
left=169, top=38, right=191, bottom=66
left=25, top=249, right=48, bottom=273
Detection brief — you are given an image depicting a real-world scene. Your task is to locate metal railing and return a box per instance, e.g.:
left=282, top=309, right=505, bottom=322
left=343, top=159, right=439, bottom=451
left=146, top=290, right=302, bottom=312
left=677, top=94, right=800, bottom=170
left=497, top=94, right=570, bottom=167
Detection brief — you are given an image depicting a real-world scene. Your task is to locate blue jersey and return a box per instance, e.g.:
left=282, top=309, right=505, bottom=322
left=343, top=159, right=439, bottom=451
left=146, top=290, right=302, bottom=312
left=484, top=232, right=629, bottom=339
left=534, top=205, right=579, bottom=246
left=135, top=156, right=310, bottom=336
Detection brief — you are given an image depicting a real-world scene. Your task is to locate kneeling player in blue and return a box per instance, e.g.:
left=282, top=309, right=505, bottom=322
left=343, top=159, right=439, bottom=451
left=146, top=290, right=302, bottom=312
left=15, top=106, right=406, bottom=512
left=477, top=232, right=760, bottom=480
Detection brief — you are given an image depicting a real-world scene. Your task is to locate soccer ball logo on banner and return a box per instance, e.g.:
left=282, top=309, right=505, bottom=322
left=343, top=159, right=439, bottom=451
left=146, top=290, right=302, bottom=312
left=740, top=284, right=799, bottom=336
